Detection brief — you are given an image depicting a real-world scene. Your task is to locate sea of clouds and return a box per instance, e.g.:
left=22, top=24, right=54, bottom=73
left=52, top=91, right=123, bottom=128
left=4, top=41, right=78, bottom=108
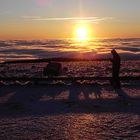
left=0, top=38, right=140, bottom=61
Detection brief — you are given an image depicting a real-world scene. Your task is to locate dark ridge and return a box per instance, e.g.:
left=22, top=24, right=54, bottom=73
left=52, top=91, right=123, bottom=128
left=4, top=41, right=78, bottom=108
left=1, top=58, right=110, bottom=64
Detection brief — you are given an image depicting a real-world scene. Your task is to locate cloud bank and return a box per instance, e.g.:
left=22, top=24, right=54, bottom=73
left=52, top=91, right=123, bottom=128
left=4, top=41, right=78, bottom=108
left=0, top=38, right=140, bottom=61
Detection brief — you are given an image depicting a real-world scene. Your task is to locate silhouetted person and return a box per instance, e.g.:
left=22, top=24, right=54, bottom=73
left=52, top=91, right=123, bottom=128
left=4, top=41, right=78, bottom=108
left=110, top=49, right=121, bottom=88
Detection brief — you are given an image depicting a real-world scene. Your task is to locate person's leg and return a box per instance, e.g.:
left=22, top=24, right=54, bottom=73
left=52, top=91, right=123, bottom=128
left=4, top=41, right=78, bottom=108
left=114, top=69, right=121, bottom=88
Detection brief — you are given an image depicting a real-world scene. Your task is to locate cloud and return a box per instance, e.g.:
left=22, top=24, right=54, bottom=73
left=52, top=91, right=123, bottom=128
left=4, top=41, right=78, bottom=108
left=0, top=40, right=140, bottom=60
left=22, top=16, right=112, bottom=23
left=115, top=47, right=140, bottom=53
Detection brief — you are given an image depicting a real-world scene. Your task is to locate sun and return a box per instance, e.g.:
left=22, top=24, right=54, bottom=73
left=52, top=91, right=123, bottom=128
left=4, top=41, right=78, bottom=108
left=75, top=25, right=90, bottom=41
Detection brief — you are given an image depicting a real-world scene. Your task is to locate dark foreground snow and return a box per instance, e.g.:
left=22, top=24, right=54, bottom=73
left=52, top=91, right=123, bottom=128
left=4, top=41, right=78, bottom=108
left=0, top=84, right=140, bottom=140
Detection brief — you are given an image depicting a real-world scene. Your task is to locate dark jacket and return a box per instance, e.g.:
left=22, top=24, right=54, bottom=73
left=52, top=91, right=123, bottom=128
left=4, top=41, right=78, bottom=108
left=110, top=50, right=121, bottom=78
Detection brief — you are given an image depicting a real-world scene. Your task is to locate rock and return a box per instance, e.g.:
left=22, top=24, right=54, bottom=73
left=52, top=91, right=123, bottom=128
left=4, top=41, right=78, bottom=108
left=43, top=62, right=62, bottom=77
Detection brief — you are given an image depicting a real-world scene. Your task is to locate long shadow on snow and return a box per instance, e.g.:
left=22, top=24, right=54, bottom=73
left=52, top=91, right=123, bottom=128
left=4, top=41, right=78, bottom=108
left=0, top=84, right=139, bottom=118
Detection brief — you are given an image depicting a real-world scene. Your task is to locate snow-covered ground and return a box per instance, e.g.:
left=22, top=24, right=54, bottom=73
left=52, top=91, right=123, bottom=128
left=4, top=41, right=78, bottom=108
left=0, top=60, right=140, bottom=139
left=0, top=61, right=140, bottom=78
left=0, top=84, right=140, bottom=140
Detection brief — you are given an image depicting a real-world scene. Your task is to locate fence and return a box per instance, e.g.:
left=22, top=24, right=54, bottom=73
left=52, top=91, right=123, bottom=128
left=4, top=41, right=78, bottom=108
left=0, top=58, right=140, bottom=84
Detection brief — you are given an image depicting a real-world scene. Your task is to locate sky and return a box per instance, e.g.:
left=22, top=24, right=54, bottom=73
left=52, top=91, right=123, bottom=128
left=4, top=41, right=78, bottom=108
left=0, top=0, right=140, bottom=39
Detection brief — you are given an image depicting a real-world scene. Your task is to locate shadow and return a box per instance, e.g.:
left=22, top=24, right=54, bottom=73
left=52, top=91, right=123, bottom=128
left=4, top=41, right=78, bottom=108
left=0, top=84, right=140, bottom=118
left=0, top=85, right=68, bottom=116
left=68, top=83, right=82, bottom=101
left=79, top=84, right=102, bottom=101
left=115, top=88, right=131, bottom=99
left=0, top=86, right=15, bottom=97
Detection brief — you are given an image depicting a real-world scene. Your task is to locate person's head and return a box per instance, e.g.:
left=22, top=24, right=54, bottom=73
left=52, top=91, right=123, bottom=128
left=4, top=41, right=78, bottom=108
left=111, top=49, right=119, bottom=56
left=111, top=49, right=116, bottom=54
left=111, top=49, right=119, bottom=57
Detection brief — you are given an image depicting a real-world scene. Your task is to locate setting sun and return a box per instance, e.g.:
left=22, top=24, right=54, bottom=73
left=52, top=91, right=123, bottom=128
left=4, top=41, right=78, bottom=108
left=74, top=24, right=91, bottom=41
left=76, top=27, right=88, bottom=41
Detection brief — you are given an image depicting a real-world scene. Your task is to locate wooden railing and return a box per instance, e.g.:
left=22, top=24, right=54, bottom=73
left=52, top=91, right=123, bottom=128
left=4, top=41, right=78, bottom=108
left=0, top=58, right=140, bottom=84
left=1, top=58, right=109, bottom=64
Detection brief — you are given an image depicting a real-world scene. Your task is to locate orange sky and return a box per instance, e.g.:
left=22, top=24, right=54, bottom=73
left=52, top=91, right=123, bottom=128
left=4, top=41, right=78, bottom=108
left=0, top=0, right=140, bottom=40
left=0, top=20, right=140, bottom=40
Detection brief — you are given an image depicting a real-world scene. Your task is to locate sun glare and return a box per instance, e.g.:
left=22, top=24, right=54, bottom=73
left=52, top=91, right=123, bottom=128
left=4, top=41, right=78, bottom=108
left=74, top=25, right=91, bottom=41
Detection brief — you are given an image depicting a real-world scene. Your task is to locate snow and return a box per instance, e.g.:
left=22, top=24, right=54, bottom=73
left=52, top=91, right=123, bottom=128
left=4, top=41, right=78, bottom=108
left=0, top=84, right=140, bottom=140
left=0, top=60, right=140, bottom=139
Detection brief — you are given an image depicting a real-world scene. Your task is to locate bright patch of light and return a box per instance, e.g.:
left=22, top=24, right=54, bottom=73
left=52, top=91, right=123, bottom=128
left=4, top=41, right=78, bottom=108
left=76, top=27, right=88, bottom=41
left=74, top=23, right=92, bottom=41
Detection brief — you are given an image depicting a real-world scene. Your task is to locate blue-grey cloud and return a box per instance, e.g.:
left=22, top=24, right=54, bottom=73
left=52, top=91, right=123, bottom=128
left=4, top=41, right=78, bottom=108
left=115, top=47, right=140, bottom=53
